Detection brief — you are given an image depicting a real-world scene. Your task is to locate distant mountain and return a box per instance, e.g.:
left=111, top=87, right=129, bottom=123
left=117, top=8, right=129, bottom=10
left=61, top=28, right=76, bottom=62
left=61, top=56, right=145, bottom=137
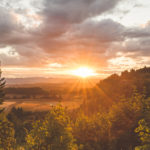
left=6, top=77, right=100, bottom=85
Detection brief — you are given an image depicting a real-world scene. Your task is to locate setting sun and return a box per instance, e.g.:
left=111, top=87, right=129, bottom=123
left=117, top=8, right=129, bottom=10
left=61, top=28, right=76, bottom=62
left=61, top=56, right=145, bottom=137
left=71, top=67, right=97, bottom=78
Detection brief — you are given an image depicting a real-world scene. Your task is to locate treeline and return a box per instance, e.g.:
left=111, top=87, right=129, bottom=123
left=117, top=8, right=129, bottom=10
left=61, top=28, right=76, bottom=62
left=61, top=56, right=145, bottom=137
left=5, top=87, right=62, bottom=100
left=1, top=67, right=150, bottom=149
left=5, top=87, right=48, bottom=95
left=82, top=67, right=150, bottom=114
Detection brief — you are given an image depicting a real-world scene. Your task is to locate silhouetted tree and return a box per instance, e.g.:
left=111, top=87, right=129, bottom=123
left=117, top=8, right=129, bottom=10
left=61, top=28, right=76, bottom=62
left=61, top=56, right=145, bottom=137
left=0, top=64, right=16, bottom=149
left=0, top=66, right=5, bottom=106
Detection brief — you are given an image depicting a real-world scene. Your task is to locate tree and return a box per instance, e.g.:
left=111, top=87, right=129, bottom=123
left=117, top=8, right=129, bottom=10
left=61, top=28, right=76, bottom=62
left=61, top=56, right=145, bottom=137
left=7, top=107, right=32, bottom=145
left=0, top=66, right=5, bottom=108
left=26, top=106, right=77, bottom=150
left=0, top=66, right=16, bottom=149
left=135, top=98, right=150, bottom=150
left=108, top=94, right=143, bottom=150
left=0, top=120, right=16, bottom=150
left=73, top=113, right=110, bottom=150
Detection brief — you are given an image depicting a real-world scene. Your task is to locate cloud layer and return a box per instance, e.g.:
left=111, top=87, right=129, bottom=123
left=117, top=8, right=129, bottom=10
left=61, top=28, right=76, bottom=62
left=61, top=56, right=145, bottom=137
left=0, top=0, right=150, bottom=77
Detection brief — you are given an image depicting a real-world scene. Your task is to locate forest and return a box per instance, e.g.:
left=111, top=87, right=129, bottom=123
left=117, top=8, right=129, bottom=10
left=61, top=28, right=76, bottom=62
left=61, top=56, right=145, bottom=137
left=1, top=67, right=150, bottom=150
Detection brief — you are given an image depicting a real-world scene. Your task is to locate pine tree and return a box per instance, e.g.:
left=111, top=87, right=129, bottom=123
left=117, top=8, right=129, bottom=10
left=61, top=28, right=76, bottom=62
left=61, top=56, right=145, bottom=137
left=0, top=62, right=5, bottom=112
left=0, top=62, right=16, bottom=149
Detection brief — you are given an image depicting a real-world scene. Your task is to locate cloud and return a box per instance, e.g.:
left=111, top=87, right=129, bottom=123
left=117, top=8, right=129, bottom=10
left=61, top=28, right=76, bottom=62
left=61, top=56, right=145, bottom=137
left=124, top=24, right=150, bottom=38
left=0, top=7, right=17, bottom=36
left=0, top=0, right=150, bottom=77
left=73, top=19, right=125, bottom=42
left=42, top=0, right=122, bottom=24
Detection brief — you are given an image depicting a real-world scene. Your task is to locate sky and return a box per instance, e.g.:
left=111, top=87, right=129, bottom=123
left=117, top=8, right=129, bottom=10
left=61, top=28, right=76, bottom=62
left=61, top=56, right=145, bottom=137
left=0, top=0, right=150, bottom=78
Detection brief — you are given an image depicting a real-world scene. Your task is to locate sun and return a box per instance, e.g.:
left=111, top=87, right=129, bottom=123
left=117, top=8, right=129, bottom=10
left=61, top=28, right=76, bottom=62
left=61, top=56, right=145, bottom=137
left=71, top=67, right=97, bottom=78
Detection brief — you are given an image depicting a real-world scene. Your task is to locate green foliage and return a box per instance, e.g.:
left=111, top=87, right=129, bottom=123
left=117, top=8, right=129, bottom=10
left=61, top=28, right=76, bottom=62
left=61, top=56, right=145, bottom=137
left=0, top=120, right=16, bottom=150
left=108, top=93, right=144, bottom=149
left=7, top=108, right=32, bottom=145
left=7, top=107, right=48, bottom=146
left=73, top=113, right=110, bottom=150
left=1, top=67, right=150, bottom=149
left=135, top=119, right=150, bottom=143
left=0, top=69, right=16, bottom=150
left=84, top=67, right=150, bottom=114
left=26, top=106, right=77, bottom=150
left=135, top=144, right=150, bottom=150
left=76, top=67, right=150, bottom=149
left=135, top=97, right=150, bottom=149
left=73, top=92, right=145, bottom=150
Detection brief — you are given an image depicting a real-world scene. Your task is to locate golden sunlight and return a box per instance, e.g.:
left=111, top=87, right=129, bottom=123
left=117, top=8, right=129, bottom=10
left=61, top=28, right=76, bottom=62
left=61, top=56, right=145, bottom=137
left=71, top=67, right=97, bottom=78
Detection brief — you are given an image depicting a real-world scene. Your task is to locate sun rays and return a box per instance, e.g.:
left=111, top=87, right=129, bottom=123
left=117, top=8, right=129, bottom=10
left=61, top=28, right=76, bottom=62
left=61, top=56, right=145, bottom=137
left=70, top=67, right=97, bottom=78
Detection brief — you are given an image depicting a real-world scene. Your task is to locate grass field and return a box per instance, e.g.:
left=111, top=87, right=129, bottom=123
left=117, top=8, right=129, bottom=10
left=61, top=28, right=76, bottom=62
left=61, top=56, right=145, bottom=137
left=0, top=99, right=82, bottom=112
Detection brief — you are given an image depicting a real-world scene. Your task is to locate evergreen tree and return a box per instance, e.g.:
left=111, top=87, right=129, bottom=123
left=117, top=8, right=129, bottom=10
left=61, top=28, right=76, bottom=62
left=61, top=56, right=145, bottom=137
left=0, top=63, right=16, bottom=149
left=0, top=64, right=5, bottom=105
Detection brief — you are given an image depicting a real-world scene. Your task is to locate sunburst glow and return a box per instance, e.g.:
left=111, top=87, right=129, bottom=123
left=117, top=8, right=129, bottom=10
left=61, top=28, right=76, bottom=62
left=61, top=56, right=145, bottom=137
left=71, top=67, right=97, bottom=78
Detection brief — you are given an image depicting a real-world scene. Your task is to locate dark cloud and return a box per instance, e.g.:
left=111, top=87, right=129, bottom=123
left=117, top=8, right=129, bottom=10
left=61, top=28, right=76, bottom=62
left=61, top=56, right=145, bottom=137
left=0, top=6, right=33, bottom=46
left=33, top=0, right=123, bottom=40
left=42, top=0, right=122, bottom=24
left=124, top=28, right=150, bottom=38
left=123, top=38, right=150, bottom=56
left=123, top=21, right=150, bottom=38
left=0, top=0, right=150, bottom=74
left=73, top=19, right=125, bottom=42
left=0, top=7, right=16, bottom=36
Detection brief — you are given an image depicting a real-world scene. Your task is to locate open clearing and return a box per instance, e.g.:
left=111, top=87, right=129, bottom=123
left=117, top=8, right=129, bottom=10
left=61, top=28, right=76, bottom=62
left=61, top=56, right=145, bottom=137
left=0, top=99, right=82, bottom=112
